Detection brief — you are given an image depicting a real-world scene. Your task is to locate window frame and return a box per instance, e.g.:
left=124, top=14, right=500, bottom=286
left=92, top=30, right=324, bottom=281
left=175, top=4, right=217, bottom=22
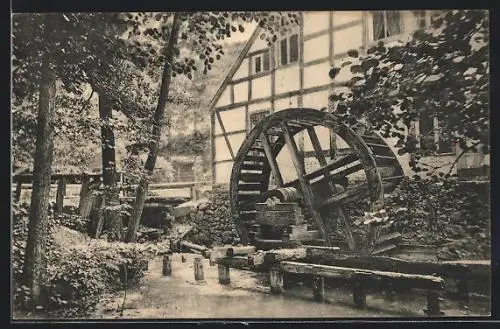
left=416, top=113, right=455, bottom=155
left=369, top=10, right=403, bottom=43
left=252, top=50, right=271, bottom=74
left=277, top=32, right=300, bottom=68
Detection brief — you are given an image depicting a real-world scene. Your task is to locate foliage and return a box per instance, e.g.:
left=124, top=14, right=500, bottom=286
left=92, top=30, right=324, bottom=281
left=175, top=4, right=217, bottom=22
left=330, top=10, right=489, bottom=174
left=344, top=178, right=490, bottom=259
left=163, top=130, right=210, bottom=156
left=12, top=202, right=160, bottom=316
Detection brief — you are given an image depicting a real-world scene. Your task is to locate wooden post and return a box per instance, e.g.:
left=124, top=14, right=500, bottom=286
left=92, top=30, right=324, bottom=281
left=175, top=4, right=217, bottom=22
left=14, top=181, right=22, bottom=202
left=312, top=275, right=325, bottom=302
left=269, top=267, right=284, bottom=294
left=352, top=282, right=367, bottom=309
left=218, top=264, right=231, bottom=285
left=194, top=256, right=204, bottom=281
left=55, top=177, right=66, bottom=214
left=78, top=174, right=90, bottom=211
left=163, top=253, right=172, bottom=276
left=425, top=290, right=444, bottom=316
left=181, top=254, right=187, bottom=263
left=94, top=193, right=105, bottom=239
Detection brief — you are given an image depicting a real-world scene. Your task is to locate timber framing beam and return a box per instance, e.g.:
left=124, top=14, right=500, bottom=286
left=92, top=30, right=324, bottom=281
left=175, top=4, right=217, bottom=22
left=215, top=111, right=235, bottom=161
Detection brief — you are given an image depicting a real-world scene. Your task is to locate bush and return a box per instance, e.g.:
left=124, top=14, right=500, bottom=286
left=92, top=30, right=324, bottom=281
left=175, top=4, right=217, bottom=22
left=12, top=202, right=160, bottom=317
left=345, top=178, right=490, bottom=259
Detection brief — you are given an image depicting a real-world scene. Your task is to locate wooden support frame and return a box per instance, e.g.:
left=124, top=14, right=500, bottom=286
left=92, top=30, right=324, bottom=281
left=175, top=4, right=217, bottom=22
left=307, top=127, right=356, bottom=251
left=281, top=122, right=333, bottom=246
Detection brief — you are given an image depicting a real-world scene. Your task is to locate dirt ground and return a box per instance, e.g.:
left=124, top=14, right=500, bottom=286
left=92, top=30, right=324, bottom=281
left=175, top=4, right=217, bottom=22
left=90, top=253, right=490, bottom=320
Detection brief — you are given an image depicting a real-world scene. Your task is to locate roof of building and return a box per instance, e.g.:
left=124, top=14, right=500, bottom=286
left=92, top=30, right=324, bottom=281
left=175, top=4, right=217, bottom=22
left=207, top=26, right=262, bottom=112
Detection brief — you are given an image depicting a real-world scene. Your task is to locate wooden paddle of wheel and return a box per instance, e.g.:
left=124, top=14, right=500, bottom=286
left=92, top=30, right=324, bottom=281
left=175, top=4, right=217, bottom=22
left=229, top=108, right=405, bottom=253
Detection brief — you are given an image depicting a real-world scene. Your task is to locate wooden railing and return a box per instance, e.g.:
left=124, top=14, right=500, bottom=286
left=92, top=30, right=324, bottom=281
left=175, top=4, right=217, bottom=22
left=12, top=171, right=211, bottom=213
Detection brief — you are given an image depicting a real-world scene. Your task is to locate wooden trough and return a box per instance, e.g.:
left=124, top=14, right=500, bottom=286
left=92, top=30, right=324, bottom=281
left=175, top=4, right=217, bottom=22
left=208, top=245, right=490, bottom=317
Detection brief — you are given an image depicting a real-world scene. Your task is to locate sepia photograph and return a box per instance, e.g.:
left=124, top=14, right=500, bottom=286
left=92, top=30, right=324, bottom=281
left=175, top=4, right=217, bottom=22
left=11, top=9, right=491, bottom=320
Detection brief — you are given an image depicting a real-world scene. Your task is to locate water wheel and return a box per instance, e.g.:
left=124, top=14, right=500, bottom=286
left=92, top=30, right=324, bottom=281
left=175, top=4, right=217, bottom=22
left=229, top=108, right=405, bottom=253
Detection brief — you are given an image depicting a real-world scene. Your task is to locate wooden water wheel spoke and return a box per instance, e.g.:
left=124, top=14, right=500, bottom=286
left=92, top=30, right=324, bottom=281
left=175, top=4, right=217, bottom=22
left=281, top=121, right=334, bottom=246
left=229, top=108, right=405, bottom=251
left=307, top=127, right=356, bottom=251
left=260, top=132, right=284, bottom=187
left=321, top=182, right=370, bottom=208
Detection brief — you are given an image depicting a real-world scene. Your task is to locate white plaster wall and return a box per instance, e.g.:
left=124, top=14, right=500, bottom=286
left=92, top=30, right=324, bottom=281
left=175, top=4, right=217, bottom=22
left=216, top=87, right=231, bottom=107
left=214, top=137, right=231, bottom=162
left=333, top=11, right=362, bottom=27
left=249, top=36, right=269, bottom=52
left=251, top=75, right=271, bottom=99
left=228, top=133, right=247, bottom=155
left=219, top=107, right=246, bottom=132
left=214, top=115, right=222, bottom=135
left=233, top=58, right=249, bottom=81
left=303, top=11, right=330, bottom=35
left=215, top=161, right=233, bottom=184
left=303, top=125, right=331, bottom=152
left=249, top=101, right=272, bottom=112
left=333, top=23, right=363, bottom=55
left=233, top=82, right=248, bottom=103
left=303, top=34, right=330, bottom=63
left=303, top=62, right=331, bottom=89
left=275, top=66, right=300, bottom=94
left=302, top=90, right=329, bottom=109
left=276, top=148, right=299, bottom=183
left=274, top=96, right=299, bottom=111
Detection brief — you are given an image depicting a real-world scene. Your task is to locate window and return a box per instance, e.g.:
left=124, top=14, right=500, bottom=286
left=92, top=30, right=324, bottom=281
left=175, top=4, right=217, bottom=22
left=249, top=110, right=270, bottom=131
left=253, top=51, right=270, bottom=74
left=372, top=11, right=401, bottom=41
left=418, top=112, right=454, bottom=154
left=414, top=10, right=427, bottom=29
left=278, top=34, right=299, bottom=66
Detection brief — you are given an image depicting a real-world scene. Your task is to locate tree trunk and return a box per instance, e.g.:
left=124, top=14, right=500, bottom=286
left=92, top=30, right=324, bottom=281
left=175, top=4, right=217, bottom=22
left=124, top=13, right=183, bottom=243
left=21, top=56, right=56, bottom=308
left=98, top=92, right=122, bottom=241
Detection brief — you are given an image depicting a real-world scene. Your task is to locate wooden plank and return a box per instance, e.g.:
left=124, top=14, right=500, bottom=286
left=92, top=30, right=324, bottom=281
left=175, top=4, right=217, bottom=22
left=321, top=182, right=370, bottom=208
left=282, top=122, right=333, bottom=246
left=280, top=261, right=445, bottom=290
left=255, top=202, right=300, bottom=211
left=255, top=238, right=302, bottom=250
left=260, top=132, right=284, bottom=187
left=256, top=213, right=304, bottom=226
left=215, top=256, right=251, bottom=269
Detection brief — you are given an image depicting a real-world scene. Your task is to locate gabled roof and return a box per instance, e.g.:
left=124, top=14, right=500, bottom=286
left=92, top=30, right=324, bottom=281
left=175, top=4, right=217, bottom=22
left=208, top=26, right=262, bottom=112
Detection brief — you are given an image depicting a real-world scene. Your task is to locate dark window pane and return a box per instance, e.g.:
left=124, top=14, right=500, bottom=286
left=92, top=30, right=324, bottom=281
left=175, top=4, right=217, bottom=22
left=263, top=51, right=270, bottom=71
left=419, top=113, right=435, bottom=151
left=437, top=115, right=453, bottom=154
left=372, top=11, right=385, bottom=40
left=289, top=34, right=299, bottom=63
left=255, top=56, right=261, bottom=73
left=386, top=11, right=401, bottom=36
left=414, top=10, right=426, bottom=28
left=280, top=38, right=288, bottom=66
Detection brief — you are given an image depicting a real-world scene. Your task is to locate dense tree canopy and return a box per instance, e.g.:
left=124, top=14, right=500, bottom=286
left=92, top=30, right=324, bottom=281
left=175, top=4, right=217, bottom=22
left=329, top=10, right=489, bottom=176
